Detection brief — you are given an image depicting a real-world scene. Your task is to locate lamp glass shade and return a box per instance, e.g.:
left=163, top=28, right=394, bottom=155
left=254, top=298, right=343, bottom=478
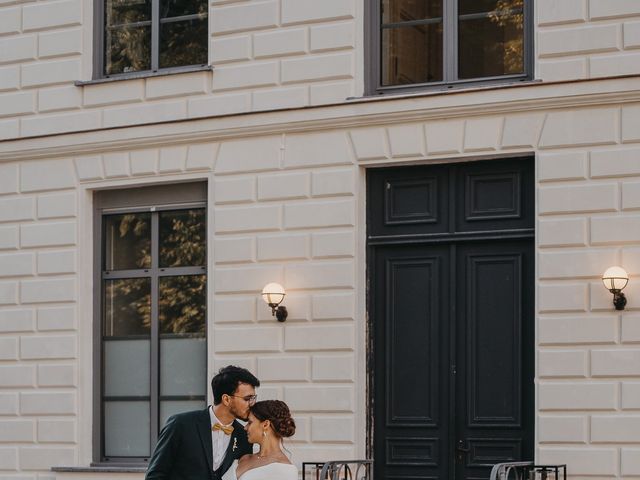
left=262, top=282, right=285, bottom=306
left=602, top=266, right=629, bottom=292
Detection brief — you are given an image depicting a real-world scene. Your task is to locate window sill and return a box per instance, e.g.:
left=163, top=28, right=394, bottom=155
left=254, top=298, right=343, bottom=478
left=75, top=65, right=213, bottom=87
left=352, top=78, right=543, bottom=103
left=52, top=466, right=147, bottom=473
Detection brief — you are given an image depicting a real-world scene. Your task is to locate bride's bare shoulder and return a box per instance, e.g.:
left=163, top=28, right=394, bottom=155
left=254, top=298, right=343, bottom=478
left=238, top=454, right=255, bottom=469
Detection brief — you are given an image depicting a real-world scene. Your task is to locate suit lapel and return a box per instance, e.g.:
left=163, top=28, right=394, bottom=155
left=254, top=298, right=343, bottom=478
left=196, top=407, right=214, bottom=472
left=217, top=420, right=242, bottom=474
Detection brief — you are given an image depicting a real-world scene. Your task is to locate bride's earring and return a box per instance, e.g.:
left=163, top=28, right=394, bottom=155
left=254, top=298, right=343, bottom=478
left=263, top=431, right=267, bottom=438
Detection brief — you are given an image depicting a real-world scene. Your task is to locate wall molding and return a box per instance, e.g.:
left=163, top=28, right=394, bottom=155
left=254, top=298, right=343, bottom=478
left=1, top=76, right=640, bottom=162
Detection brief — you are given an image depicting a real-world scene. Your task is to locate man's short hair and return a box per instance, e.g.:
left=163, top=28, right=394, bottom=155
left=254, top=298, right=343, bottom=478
left=211, top=365, right=260, bottom=405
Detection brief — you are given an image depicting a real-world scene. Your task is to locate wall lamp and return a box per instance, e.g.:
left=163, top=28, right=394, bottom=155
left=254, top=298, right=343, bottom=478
left=602, top=266, right=629, bottom=311
left=262, top=282, right=288, bottom=322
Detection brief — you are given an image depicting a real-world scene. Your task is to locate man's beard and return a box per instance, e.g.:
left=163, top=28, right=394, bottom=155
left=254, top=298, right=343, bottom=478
left=231, top=406, right=249, bottom=421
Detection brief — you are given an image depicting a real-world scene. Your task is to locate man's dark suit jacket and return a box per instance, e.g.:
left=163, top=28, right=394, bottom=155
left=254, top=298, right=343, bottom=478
left=145, top=408, right=252, bottom=480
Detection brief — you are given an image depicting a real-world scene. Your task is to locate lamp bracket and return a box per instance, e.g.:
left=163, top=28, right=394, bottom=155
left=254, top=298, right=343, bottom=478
left=274, top=306, right=288, bottom=322
left=269, top=303, right=288, bottom=322
left=613, top=291, right=627, bottom=311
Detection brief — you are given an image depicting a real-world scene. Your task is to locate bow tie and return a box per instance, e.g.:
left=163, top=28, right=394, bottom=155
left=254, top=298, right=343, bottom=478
left=212, top=423, right=234, bottom=435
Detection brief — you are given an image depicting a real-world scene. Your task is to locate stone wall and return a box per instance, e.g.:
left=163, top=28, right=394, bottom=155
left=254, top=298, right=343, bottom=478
left=1, top=82, right=640, bottom=476
left=537, top=0, right=640, bottom=81
left=3, top=0, right=640, bottom=139
left=1, top=0, right=640, bottom=477
left=0, top=0, right=359, bottom=139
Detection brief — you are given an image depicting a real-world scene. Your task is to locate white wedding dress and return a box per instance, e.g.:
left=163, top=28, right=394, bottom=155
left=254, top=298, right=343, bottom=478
left=222, top=460, right=298, bottom=480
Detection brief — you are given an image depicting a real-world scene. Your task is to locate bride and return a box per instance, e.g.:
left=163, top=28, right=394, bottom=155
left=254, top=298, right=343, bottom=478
left=223, top=400, right=298, bottom=480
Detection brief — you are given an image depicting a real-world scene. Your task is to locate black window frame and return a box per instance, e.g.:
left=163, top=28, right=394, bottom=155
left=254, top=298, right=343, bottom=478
left=93, top=0, right=209, bottom=80
left=365, top=0, right=534, bottom=95
left=93, top=182, right=208, bottom=465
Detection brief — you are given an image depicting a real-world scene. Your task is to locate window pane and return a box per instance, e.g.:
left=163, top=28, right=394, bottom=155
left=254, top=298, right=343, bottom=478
left=160, top=400, right=206, bottom=428
left=104, top=278, right=151, bottom=336
left=104, top=339, right=150, bottom=396
left=159, top=18, right=208, bottom=69
left=459, top=0, right=521, bottom=15
left=106, top=0, right=151, bottom=25
left=160, top=337, right=206, bottom=396
left=382, top=24, right=443, bottom=86
left=104, top=401, right=150, bottom=457
left=159, top=275, right=206, bottom=334
left=160, top=0, right=207, bottom=18
left=458, top=3, right=524, bottom=79
left=382, top=0, right=442, bottom=24
left=104, top=213, right=151, bottom=270
left=105, top=24, right=151, bottom=75
left=159, top=209, right=206, bottom=267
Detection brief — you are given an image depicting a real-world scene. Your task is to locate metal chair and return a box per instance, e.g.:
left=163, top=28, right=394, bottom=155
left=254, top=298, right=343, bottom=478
left=317, top=460, right=373, bottom=480
left=490, top=462, right=566, bottom=480
left=489, top=461, right=534, bottom=480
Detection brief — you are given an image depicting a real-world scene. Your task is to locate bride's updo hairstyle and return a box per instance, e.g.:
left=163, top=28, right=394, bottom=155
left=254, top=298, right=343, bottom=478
left=251, top=400, right=296, bottom=438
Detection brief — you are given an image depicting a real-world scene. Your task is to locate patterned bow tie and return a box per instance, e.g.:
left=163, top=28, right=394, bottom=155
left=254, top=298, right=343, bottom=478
left=212, top=423, right=234, bottom=435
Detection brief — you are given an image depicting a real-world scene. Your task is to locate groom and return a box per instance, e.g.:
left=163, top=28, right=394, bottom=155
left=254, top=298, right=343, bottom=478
left=146, top=365, right=260, bottom=480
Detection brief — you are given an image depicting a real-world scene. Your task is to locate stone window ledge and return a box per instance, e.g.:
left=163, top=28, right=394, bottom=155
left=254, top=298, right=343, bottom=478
left=75, top=65, right=213, bottom=86
left=350, top=78, right=543, bottom=103
left=52, top=466, right=147, bottom=473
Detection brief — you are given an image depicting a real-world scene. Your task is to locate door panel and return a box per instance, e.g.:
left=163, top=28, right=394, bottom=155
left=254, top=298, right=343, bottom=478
left=368, top=158, right=534, bottom=480
left=455, top=158, right=534, bottom=233
left=455, top=242, right=534, bottom=480
left=465, top=252, right=522, bottom=426
left=387, top=258, right=440, bottom=426
left=368, top=165, right=449, bottom=237
left=373, top=246, right=450, bottom=480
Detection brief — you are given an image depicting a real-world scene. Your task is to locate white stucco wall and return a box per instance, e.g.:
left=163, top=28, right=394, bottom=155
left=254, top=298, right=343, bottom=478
left=2, top=0, right=640, bottom=139
left=1, top=79, right=640, bottom=478
left=1, top=0, right=640, bottom=479
left=537, top=0, right=640, bottom=81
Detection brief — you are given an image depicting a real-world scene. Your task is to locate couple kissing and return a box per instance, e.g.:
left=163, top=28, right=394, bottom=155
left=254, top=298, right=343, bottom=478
left=145, top=365, right=297, bottom=480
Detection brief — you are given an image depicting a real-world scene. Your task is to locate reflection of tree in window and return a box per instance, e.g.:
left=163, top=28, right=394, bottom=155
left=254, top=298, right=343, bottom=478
left=159, top=18, right=208, bottom=69
left=103, top=209, right=206, bottom=337
left=158, top=209, right=206, bottom=334
left=458, top=0, right=524, bottom=79
left=159, top=210, right=206, bottom=267
left=105, top=0, right=151, bottom=74
left=381, top=0, right=443, bottom=85
left=104, top=0, right=207, bottom=75
left=159, top=275, right=206, bottom=334
left=104, top=279, right=151, bottom=336
left=158, top=0, right=207, bottom=69
left=110, top=214, right=151, bottom=269
left=488, top=0, right=524, bottom=74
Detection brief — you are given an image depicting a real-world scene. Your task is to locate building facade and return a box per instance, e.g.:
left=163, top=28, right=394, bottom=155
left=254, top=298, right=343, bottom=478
left=1, top=0, right=640, bottom=479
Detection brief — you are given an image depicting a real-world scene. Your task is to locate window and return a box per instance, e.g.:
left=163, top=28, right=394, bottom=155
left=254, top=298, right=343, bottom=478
left=95, top=183, right=208, bottom=463
left=367, top=0, right=532, bottom=94
left=97, top=0, right=208, bottom=77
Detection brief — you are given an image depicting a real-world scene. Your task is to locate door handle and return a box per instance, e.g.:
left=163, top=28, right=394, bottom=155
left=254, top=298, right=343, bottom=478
left=456, top=440, right=470, bottom=464
left=456, top=441, right=470, bottom=453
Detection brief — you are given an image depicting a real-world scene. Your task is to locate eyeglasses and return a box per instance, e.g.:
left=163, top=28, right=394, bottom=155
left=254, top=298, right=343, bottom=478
left=229, top=394, right=257, bottom=403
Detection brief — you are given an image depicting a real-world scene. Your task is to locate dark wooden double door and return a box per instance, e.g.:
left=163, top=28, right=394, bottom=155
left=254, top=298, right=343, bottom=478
left=368, top=158, right=534, bottom=480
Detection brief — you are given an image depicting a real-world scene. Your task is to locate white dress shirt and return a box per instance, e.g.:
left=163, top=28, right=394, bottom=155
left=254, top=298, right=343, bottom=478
left=209, top=406, right=233, bottom=471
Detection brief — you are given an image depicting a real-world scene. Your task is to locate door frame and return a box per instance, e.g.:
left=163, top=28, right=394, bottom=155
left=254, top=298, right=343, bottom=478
left=364, top=155, right=536, bottom=477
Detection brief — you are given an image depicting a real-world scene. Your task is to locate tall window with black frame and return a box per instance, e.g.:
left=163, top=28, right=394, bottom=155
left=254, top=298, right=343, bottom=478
left=99, top=188, right=207, bottom=462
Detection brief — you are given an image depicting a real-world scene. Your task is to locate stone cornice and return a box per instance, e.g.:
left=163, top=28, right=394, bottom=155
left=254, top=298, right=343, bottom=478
left=1, top=76, right=640, bottom=162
